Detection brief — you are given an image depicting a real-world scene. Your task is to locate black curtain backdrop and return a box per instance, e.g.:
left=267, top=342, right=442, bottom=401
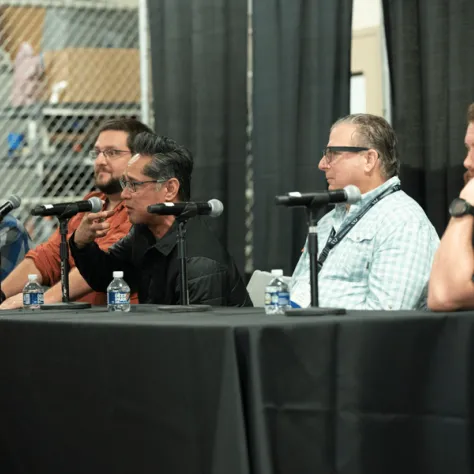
left=147, top=0, right=248, bottom=274
left=252, top=0, right=353, bottom=275
left=383, top=0, right=474, bottom=236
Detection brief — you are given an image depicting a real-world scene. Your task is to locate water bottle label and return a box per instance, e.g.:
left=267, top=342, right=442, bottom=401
left=277, top=291, right=290, bottom=306
left=23, top=292, right=44, bottom=306
left=108, top=291, right=130, bottom=305
left=264, top=288, right=278, bottom=306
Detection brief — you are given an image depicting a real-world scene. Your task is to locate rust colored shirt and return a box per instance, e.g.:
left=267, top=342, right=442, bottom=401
left=26, top=191, right=138, bottom=305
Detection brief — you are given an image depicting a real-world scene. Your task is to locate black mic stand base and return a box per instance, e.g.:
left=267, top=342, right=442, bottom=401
left=41, top=302, right=91, bottom=311
left=285, top=306, right=346, bottom=316
left=156, top=304, right=213, bottom=313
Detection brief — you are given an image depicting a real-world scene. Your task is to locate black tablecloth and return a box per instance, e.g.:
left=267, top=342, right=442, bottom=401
left=0, top=306, right=472, bottom=474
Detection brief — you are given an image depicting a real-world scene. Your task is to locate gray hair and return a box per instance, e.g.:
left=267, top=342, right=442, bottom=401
left=332, top=113, right=400, bottom=178
left=132, top=132, right=194, bottom=201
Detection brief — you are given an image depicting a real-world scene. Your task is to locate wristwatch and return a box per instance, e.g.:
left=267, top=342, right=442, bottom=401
left=449, top=198, right=474, bottom=217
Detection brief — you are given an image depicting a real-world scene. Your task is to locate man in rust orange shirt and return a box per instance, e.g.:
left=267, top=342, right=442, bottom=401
left=0, top=117, right=152, bottom=309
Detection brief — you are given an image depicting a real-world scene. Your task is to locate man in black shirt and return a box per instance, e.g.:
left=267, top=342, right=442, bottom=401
left=70, top=132, right=251, bottom=306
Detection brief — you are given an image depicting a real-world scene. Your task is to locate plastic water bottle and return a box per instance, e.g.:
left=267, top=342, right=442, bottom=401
left=23, top=274, right=44, bottom=310
left=264, top=269, right=290, bottom=315
left=107, top=271, right=131, bottom=312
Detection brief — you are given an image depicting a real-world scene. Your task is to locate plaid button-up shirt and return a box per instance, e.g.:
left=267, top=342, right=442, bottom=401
left=290, top=177, right=440, bottom=310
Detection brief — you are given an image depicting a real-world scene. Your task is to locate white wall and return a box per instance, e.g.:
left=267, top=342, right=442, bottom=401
left=350, top=0, right=388, bottom=118
left=352, top=0, right=382, bottom=30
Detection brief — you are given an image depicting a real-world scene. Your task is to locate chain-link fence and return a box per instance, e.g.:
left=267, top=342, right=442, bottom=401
left=0, top=0, right=141, bottom=244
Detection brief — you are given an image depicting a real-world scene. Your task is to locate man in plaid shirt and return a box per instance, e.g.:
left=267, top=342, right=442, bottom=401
left=291, top=114, right=439, bottom=310
left=0, top=214, right=31, bottom=282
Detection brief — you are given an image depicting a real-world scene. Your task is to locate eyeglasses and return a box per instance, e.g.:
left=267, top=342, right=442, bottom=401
left=322, top=146, right=370, bottom=164
left=119, top=177, right=167, bottom=193
left=89, top=149, right=131, bottom=160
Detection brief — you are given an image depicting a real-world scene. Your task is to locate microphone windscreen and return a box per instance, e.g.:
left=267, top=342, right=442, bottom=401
left=208, top=199, right=224, bottom=217
left=7, top=195, right=21, bottom=209
left=344, top=185, right=361, bottom=204
left=89, top=197, right=104, bottom=213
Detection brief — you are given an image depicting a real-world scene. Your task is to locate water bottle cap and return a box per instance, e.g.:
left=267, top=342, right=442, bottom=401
left=113, top=271, right=124, bottom=278
left=27, top=274, right=38, bottom=280
left=271, top=269, right=283, bottom=277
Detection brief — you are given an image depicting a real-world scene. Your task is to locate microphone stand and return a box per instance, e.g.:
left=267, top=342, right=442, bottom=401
left=157, top=204, right=212, bottom=312
left=177, top=219, right=190, bottom=305
left=41, top=204, right=90, bottom=310
left=285, top=201, right=346, bottom=316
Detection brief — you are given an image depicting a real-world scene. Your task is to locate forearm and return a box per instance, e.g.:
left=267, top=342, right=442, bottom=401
left=70, top=229, right=139, bottom=293
left=1, top=258, right=43, bottom=298
left=429, top=217, right=474, bottom=309
left=70, top=238, right=117, bottom=292
left=43, top=267, right=94, bottom=304
left=1, top=267, right=95, bottom=309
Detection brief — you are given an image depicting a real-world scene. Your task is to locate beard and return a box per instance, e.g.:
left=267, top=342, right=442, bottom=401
left=95, top=177, right=123, bottom=195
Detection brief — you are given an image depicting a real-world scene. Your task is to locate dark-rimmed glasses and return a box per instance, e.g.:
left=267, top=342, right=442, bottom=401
left=322, top=146, right=369, bottom=164
left=89, top=149, right=131, bottom=160
left=119, top=177, right=167, bottom=193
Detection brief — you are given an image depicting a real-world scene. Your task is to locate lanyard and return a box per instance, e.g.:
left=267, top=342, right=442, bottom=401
left=317, top=184, right=401, bottom=272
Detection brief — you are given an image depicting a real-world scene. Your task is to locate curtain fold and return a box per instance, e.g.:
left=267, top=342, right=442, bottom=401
left=252, top=0, right=353, bottom=275
left=148, top=0, right=248, bottom=273
left=383, top=0, right=474, bottom=235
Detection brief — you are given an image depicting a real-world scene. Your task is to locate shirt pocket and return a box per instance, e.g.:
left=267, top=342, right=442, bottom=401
left=332, top=228, right=376, bottom=281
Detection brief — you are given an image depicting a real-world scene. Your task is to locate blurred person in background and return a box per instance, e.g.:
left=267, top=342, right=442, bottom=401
left=428, top=103, right=474, bottom=310
left=291, top=113, right=439, bottom=310
left=70, top=132, right=251, bottom=307
left=0, top=214, right=31, bottom=297
left=0, top=117, right=153, bottom=309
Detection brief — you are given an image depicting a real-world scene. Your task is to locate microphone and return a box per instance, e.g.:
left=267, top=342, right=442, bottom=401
left=147, top=199, right=224, bottom=218
left=0, top=195, right=21, bottom=221
left=275, top=185, right=361, bottom=207
left=31, top=197, right=103, bottom=217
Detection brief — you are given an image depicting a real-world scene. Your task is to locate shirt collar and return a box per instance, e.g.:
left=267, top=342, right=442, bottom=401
left=334, top=176, right=401, bottom=219
left=154, top=221, right=179, bottom=256
left=136, top=221, right=179, bottom=257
